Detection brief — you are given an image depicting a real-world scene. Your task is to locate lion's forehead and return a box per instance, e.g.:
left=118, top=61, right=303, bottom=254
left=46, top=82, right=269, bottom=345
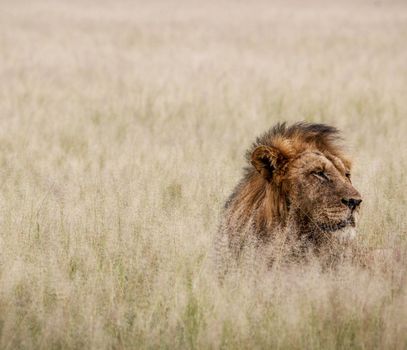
left=326, top=154, right=349, bottom=174
left=291, top=150, right=350, bottom=174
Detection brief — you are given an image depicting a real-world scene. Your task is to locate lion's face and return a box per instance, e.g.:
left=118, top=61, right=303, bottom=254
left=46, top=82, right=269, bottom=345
left=286, top=150, right=362, bottom=235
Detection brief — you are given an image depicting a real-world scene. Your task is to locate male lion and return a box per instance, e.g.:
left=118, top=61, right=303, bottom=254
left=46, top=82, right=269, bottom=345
left=215, top=122, right=362, bottom=270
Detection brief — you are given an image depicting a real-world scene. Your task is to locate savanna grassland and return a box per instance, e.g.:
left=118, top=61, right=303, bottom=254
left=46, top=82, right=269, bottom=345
left=0, top=0, right=406, bottom=349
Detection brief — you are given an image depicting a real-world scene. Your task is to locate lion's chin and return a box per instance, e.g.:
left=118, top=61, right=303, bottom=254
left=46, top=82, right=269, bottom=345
left=319, top=215, right=358, bottom=242
left=331, top=226, right=357, bottom=242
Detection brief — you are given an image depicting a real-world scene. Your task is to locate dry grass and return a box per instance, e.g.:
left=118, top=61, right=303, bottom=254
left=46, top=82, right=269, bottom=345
left=0, top=0, right=406, bottom=348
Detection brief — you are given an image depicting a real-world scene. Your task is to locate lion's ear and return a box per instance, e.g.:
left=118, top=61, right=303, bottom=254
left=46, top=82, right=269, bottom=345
left=251, top=145, right=285, bottom=180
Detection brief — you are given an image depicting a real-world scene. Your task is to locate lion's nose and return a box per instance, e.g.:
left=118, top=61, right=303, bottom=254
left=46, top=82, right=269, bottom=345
left=341, top=198, right=362, bottom=210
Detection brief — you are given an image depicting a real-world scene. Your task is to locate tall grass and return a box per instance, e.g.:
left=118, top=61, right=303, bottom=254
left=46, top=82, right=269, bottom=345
left=0, top=0, right=406, bottom=348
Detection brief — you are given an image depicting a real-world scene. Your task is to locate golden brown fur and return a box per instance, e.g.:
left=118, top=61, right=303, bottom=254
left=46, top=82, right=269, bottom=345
left=215, top=122, right=362, bottom=271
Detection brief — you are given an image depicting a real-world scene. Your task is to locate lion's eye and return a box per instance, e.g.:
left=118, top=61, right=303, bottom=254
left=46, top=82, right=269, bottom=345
left=313, top=171, right=329, bottom=181
left=345, top=173, right=351, bottom=179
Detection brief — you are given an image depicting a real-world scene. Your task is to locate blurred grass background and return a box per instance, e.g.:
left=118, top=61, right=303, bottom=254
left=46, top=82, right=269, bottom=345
left=0, top=0, right=406, bottom=348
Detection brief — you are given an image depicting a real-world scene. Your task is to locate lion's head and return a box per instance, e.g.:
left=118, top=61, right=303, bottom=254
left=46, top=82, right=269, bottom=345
left=250, top=122, right=362, bottom=241
left=217, top=122, right=362, bottom=261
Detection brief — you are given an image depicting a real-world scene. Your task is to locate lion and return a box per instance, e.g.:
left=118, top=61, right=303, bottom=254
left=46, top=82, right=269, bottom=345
left=214, top=122, right=362, bottom=271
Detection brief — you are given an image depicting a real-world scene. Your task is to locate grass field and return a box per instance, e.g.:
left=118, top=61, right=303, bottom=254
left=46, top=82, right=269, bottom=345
left=0, top=0, right=406, bottom=348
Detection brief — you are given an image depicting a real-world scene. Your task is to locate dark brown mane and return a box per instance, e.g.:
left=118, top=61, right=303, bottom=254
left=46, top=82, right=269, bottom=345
left=246, top=122, right=343, bottom=163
